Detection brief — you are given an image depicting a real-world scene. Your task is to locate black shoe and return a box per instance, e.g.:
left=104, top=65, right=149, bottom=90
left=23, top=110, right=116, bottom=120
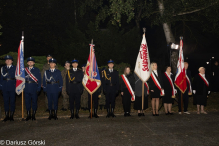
left=54, top=110, right=58, bottom=120
left=70, top=109, right=74, bottom=119
left=169, top=112, right=174, bottom=115
left=111, top=108, right=116, bottom=118
left=155, top=114, right=159, bottom=116
left=10, top=111, right=14, bottom=121
left=165, top=112, right=169, bottom=115
left=94, top=109, right=99, bottom=118
left=61, top=108, right=67, bottom=111
left=141, top=113, right=145, bottom=116
left=3, top=111, right=9, bottom=122
left=124, top=113, right=127, bottom=117
left=138, top=113, right=142, bottom=117
left=75, top=110, right=80, bottom=119
left=45, top=109, right=49, bottom=112
left=152, top=114, right=156, bottom=116
left=48, top=110, right=53, bottom=120
left=26, top=111, right=31, bottom=121
left=106, top=108, right=110, bottom=118
left=32, top=111, right=36, bottom=120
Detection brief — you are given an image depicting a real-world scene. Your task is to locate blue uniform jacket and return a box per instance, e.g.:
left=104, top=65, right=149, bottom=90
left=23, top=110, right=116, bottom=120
left=43, top=69, right=63, bottom=93
left=0, top=65, right=16, bottom=91
left=24, top=67, right=41, bottom=93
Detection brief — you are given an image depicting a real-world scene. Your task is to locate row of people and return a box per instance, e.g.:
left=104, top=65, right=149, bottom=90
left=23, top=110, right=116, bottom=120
left=0, top=55, right=210, bottom=121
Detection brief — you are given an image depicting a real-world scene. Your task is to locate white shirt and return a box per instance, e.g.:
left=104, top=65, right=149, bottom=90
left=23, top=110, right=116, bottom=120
left=200, top=73, right=205, bottom=77
left=73, top=68, right=77, bottom=71
left=50, top=69, right=55, bottom=72
left=7, top=65, right=12, bottom=69
left=153, top=70, right=158, bottom=76
left=109, top=69, right=113, bottom=73
left=165, top=72, right=171, bottom=78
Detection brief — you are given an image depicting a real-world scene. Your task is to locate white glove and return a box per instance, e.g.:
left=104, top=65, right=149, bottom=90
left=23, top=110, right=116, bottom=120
left=208, top=91, right=211, bottom=94
left=174, top=89, right=177, bottom=94
left=193, top=90, right=196, bottom=94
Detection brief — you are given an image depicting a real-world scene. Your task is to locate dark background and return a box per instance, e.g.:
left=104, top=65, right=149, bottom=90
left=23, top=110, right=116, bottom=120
left=0, top=0, right=218, bottom=77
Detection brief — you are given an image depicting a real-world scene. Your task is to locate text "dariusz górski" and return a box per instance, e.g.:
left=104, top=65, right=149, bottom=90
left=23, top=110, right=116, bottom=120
left=4, top=140, right=45, bottom=145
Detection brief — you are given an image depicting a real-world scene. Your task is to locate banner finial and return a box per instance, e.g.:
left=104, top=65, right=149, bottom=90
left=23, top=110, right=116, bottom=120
left=143, top=28, right=146, bottom=34
left=180, top=36, right=183, bottom=40
left=91, top=39, right=93, bottom=44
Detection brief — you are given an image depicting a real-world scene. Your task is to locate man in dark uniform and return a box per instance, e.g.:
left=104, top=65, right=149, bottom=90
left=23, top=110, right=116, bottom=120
left=43, top=58, right=63, bottom=120
left=24, top=57, right=41, bottom=121
left=0, top=55, right=16, bottom=121
left=103, top=59, right=119, bottom=118
left=66, top=59, right=83, bottom=119
left=178, top=62, right=192, bottom=114
left=41, top=54, right=58, bottom=111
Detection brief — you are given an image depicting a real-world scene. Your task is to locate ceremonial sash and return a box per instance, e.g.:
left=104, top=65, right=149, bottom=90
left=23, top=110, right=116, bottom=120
left=164, top=72, right=175, bottom=98
left=25, top=67, right=38, bottom=83
left=186, top=75, right=192, bottom=95
left=121, top=74, right=135, bottom=101
left=150, top=72, right=165, bottom=96
left=144, top=82, right=149, bottom=94
left=198, top=73, right=209, bottom=87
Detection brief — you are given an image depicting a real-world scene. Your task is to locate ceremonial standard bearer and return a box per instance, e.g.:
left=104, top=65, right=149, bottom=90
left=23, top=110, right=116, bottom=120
left=177, top=62, right=192, bottom=114
left=193, top=67, right=210, bottom=114
left=0, top=55, right=16, bottom=122
left=149, top=62, right=164, bottom=116
left=24, top=57, right=41, bottom=121
left=43, top=58, right=63, bottom=120
left=41, top=54, right=58, bottom=111
left=162, top=66, right=176, bottom=115
left=103, top=59, right=119, bottom=118
left=121, top=66, right=135, bottom=117
left=66, top=59, right=83, bottom=119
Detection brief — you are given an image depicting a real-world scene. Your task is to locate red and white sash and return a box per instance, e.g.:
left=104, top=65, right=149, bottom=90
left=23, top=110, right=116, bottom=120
left=164, top=72, right=176, bottom=98
left=25, top=67, right=38, bottom=83
left=151, top=72, right=165, bottom=96
left=144, top=82, right=149, bottom=94
left=198, top=73, right=209, bottom=87
left=186, top=75, right=192, bottom=95
left=121, top=74, right=135, bottom=101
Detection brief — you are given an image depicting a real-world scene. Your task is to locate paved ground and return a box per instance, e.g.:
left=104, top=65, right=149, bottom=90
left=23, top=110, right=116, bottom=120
left=0, top=112, right=219, bottom=146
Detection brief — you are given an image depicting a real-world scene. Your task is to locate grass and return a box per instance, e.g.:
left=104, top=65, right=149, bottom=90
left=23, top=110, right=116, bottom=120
left=0, top=91, right=218, bottom=119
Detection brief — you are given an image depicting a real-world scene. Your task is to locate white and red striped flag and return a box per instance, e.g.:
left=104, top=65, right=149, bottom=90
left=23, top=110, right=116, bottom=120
left=174, top=38, right=187, bottom=93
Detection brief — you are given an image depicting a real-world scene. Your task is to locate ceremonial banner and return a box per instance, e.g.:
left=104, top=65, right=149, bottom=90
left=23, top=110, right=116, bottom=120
left=174, top=39, right=187, bottom=93
left=15, top=40, right=25, bottom=95
left=134, top=33, right=151, bottom=82
left=82, top=43, right=101, bottom=94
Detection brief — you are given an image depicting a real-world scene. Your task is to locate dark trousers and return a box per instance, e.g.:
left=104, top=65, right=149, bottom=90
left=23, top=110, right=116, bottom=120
left=88, top=92, right=99, bottom=109
left=69, top=92, right=81, bottom=110
left=3, top=91, right=16, bottom=112
left=122, top=89, right=131, bottom=113
left=105, top=87, right=116, bottom=108
left=24, top=92, right=38, bottom=111
left=47, top=93, right=59, bottom=110
left=178, top=92, right=189, bottom=112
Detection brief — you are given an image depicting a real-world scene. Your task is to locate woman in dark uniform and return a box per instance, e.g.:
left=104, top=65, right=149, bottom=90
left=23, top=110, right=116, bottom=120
left=162, top=66, right=176, bottom=115
left=134, top=73, right=149, bottom=117
left=193, top=67, right=210, bottom=114
left=149, top=62, right=164, bottom=116
left=121, top=67, right=135, bottom=117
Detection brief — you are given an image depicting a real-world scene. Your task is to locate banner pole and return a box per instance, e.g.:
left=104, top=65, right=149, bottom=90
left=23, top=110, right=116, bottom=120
left=181, top=92, right=183, bottom=113
left=91, top=94, right=92, bottom=119
left=142, top=82, right=144, bottom=110
left=22, top=90, right=24, bottom=120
